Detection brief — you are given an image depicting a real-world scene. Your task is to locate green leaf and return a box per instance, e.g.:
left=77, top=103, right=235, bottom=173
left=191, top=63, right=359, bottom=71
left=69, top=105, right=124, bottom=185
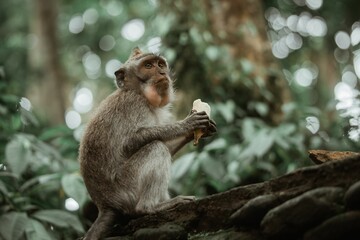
left=0, top=180, right=8, bottom=196
left=0, top=212, right=28, bottom=240
left=253, top=102, right=269, bottom=116
left=171, top=152, right=196, bottom=179
left=20, top=108, right=39, bottom=127
left=20, top=173, right=61, bottom=193
left=61, top=174, right=87, bottom=207
left=205, top=46, right=219, bottom=61
left=39, top=125, right=70, bottom=141
left=242, top=118, right=256, bottom=141
left=200, top=155, right=226, bottom=180
left=31, top=137, right=62, bottom=160
left=217, top=100, right=235, bottom=123
left=32, top=209, right=84, bottom=233
left=240, top=129, right=275, bottom=159
left=204, top=138, right=227, bottom=151
left=225, top=144, right=242, bottom=161
left=5, top=138, right=30, bottom=175
left=274, top=134, right=290, bottom=149
left=277, top=123, right=296, bottom=136
left=240, top=58, right=254, bottom=74
left=11, top=115, right=22, bottom=130
left=0, top=103, right=8, bottom=115
left=0, top=94, right=19, bottom=104
left=25, top=219, right=53, bottom=240
left=250, top=129, right=275, bottom=157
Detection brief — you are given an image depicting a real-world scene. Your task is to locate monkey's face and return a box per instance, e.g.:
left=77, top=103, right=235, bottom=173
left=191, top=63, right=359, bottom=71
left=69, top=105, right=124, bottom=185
left=136, top=55, right=170, bottom=92
left=136, top=55, right=172, bottom=107
left=115, top=53, right=173, bottom=108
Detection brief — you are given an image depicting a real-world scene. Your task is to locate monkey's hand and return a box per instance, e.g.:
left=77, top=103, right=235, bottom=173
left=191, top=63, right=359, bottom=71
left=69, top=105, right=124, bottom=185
left=181, top=111, right=210, bottom=134
left=201, top=118, right=217, bottom=138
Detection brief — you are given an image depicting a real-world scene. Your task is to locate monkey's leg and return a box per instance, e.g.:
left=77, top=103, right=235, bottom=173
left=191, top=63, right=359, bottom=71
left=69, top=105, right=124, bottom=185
left=83, top=208, right=117, bottom=240
left=130, top=141, right=195, bottom=214
left=130, top=141, right=173, bottom=214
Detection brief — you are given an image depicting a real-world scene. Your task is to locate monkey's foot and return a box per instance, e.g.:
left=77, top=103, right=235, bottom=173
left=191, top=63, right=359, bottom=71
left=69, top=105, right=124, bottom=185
left=155, top=195, right=196, bottom=212
left=175, top=195, right=196, bottom=202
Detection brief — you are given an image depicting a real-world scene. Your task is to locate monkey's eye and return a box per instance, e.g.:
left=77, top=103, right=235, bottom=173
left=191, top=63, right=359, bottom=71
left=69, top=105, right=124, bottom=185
left=158, top=62, right=166, bottom=68
left=144, top=62, right=153, bottom=69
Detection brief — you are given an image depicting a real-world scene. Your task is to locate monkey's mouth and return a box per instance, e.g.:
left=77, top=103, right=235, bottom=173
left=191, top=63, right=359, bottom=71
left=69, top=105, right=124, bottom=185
left=154, top=79, right=170, bottom=95
left=154, top=78, right=169, bottom=85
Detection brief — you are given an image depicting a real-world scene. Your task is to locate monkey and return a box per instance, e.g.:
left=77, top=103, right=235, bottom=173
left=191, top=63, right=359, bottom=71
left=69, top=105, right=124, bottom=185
left=79, top=47, right=217, bottom=239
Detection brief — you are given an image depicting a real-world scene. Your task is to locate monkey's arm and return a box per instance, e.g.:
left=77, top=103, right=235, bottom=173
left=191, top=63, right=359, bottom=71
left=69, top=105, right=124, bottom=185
left=165, top=119, right=217, bottom=156
left=123, top=112, right=210, bottom=156
left=165, top=136, right=192, bottom=156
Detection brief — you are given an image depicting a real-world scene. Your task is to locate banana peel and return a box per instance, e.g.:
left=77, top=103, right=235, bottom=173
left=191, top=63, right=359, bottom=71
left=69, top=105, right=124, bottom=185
left=192, top=99, right=211, bottom=146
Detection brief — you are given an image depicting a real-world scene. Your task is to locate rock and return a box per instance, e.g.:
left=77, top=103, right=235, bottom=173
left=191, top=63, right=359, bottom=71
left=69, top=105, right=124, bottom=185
left=308, top=150, right=360, bottom=164
left=133, top=224, right=187, bottom=240
left=230, top=194, right=282, bottom=227
left=344, top=180, right=360, bottom=210
left=304, top=211, right=360, bottom=240
left=261, top=187, right=345, bottom=239
left=189, top=229, right=263, bottom=240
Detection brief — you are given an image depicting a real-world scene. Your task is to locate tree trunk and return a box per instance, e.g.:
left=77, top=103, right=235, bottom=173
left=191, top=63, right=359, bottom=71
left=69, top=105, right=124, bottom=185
left=108, top=151, right=360, bottom=239
left=27, top=0, right=66, bottom=125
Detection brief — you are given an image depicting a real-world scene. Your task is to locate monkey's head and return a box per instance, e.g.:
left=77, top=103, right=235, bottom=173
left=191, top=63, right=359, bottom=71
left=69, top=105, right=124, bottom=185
left=114, top=47, right=174, bottom=108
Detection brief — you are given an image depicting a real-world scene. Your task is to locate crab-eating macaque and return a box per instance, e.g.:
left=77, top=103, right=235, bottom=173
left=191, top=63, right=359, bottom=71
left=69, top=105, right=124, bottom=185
left=79, top=47, right=217, bottom=239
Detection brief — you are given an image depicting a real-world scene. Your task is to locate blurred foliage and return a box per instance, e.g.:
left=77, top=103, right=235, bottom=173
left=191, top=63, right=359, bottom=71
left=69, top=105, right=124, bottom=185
left=160, top=0, right=359, bottom=196
left=1, top=0, right=360, bottom=239
left=0, top=81, right=87, bottom=239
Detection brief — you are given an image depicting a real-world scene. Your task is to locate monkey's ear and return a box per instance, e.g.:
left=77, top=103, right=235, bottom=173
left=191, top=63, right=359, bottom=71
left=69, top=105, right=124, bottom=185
left=114, top=68, right=125, bottom=88
left=129, top=47, right=143, bottom=59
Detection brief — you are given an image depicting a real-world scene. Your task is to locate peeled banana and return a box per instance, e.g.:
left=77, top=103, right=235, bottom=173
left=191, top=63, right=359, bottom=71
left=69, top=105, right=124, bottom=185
left=192, top=99, right=211, bottom=146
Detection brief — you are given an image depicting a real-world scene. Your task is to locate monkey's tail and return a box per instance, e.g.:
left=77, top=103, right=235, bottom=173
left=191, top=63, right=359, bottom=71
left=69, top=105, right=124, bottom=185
left=83, top=209, right=117, bottom=240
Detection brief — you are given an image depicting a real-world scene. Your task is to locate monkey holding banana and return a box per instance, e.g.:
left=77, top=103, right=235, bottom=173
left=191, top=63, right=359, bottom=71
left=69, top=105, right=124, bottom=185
left=79, top=47, right=217, bottom=239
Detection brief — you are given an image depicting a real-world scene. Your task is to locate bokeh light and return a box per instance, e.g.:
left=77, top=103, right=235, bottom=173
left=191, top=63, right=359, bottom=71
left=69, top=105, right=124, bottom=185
left=101, top=0, right=123, bottom=16
left=351, top=22, right=360, bottom=46
left=99, top=35, right=116, bottom=51
left=69, top=15, right=84, bottom=34
left=82, top=52, right=101, bottom=79
left=306, top=116, right=320, bottom=134
left=353, top=50, right=360, bottom=79
left=19, top=97, right=32, bottom=111
left=65, top=110, right=81, bottom=129
left=335, top=31, right=351, bottom=50
left=105, top=59, right=122, bottom=78
left=306, top=17, right=327, bottom=37
left=342, top=70, right=357, bottom=88
left=121, top=19, right=145, bottom=42
left=272, top=39, right=289, bottom=59
left=83, top=8, right=99, bottom=25
left=305, top=0, right=323, bottom=10
left=266, top=8, right=327, bottom=59
left=147, top=37, right=161, bottom=53
left=294, top=68, right=314, bottom=87
left=73, top=87, right=93, bottom=113
left=65, top=198, right=79, bottom=211
left=286, top=33, right=303, bottom=50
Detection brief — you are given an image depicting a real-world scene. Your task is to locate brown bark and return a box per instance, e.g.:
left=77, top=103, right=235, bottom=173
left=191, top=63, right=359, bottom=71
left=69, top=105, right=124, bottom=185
left=110, top=152, right=360, bottom=237
left=309, top=149, right=360, bottom=164
left=27, top=0, right=66, bottom=125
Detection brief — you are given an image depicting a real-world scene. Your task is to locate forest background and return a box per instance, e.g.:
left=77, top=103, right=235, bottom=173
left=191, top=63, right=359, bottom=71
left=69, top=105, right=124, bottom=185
left=1, top=0, right=359, bottom=239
